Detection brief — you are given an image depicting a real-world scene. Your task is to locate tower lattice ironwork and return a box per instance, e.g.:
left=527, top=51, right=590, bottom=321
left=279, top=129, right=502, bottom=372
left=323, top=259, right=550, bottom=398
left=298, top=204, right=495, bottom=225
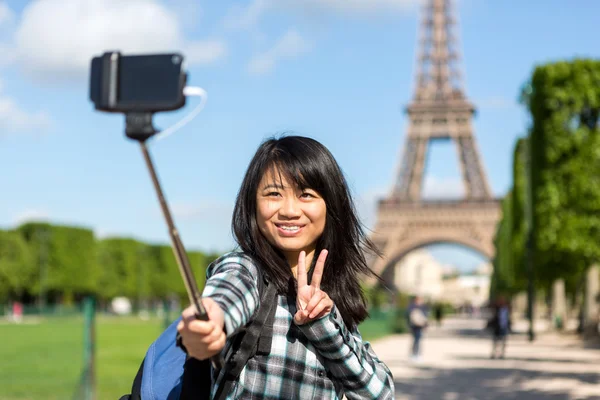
left=369, top=0, right=501, bottom=283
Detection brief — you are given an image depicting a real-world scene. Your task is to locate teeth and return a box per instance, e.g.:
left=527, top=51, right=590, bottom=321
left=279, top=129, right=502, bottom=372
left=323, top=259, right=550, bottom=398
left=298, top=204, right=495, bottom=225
left=280, top=226, right=300, bottom=231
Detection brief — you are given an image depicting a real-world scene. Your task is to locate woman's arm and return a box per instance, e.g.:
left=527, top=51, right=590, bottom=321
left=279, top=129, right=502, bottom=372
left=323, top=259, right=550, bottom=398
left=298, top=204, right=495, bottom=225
left=297, top=306, right=395, bottom=400
left=177, top=254, right=261, bottom=360
left=201, top=254, right=261, bottom=337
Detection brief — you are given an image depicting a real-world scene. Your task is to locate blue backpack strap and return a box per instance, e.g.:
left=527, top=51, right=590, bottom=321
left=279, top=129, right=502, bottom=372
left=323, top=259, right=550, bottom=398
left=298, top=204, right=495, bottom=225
left=179, top=357, right=212, bottom=399
left=255, top=268, right=276, bottom=355
left=125, top=358, right=144, bottom=400
left=140, top=317, right=187, bottom=400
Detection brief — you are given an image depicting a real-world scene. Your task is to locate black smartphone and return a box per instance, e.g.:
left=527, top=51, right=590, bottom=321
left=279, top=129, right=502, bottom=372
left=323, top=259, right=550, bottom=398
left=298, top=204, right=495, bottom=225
left=90, top=52, right=187, bottom=113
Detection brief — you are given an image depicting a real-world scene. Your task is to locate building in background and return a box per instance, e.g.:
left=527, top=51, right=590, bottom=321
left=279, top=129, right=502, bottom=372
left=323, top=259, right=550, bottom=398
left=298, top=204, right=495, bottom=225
left=393, top=249, right=444, bottom=301
left=392, top=249, right=492, bottom=308
left=439, top=262, right=492, bottom=308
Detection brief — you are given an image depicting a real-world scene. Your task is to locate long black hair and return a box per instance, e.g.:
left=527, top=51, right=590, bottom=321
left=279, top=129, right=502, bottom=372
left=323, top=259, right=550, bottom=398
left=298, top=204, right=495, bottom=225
left=232, top=135, right=380, bottom=329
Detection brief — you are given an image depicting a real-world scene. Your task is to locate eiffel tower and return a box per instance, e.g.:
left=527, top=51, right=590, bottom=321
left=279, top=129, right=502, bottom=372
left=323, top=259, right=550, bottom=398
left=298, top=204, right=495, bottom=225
left=369, top=0, right=501, bottom=282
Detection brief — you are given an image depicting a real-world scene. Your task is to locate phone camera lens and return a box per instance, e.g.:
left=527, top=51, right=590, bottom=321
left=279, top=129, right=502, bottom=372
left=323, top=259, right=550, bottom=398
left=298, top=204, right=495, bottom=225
left=172, top=55, right=182, bottom=65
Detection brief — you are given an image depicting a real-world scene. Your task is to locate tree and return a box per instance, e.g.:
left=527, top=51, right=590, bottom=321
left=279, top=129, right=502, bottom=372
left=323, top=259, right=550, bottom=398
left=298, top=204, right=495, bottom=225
left=0, top=230, right=34, bottom=302
left=17, top=222, right=98, bottom=303
left=509, top=138, right=529, bottom=293
left=522, top=59, right=600, bottom=288
left=11, top=221, right=216, bottom=304
left=16, top=222, right=52, bottom=299
left=144, top=245, right=210, bottom=303
left=491, top=192, right=515, bottom=297
left=97, top=238, right=147, bottom=300
left=491, top=138, right=531, bottom=297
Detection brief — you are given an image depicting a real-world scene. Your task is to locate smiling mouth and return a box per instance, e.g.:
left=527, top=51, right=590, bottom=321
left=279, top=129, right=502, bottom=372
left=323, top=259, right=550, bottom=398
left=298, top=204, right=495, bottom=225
left=275, top=223, right=304, bottom=232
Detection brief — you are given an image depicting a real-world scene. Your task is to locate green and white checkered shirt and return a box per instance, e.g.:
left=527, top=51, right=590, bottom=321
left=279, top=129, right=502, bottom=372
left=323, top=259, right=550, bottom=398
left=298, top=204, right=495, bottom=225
left=202, top=252, right=395, bottom=400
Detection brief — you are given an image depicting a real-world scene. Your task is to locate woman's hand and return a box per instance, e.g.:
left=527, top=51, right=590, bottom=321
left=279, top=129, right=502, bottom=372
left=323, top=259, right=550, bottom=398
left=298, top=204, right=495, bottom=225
left=177, top=297, right=226, bottom=360
left=295, top=249, right=334, bottom=325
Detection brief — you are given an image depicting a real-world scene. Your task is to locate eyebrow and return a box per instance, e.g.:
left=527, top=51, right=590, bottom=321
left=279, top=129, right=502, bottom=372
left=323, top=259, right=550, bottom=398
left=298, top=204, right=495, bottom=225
left=262, top=183, right=286, bottom=190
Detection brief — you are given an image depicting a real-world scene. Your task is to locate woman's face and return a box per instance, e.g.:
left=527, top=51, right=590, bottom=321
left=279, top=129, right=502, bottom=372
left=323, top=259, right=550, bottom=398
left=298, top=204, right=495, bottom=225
left=256, top=168, right=326, bottom=262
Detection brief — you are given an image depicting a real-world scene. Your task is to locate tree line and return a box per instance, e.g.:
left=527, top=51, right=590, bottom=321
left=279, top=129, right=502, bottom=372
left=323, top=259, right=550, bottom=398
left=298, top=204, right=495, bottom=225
left=0, top=222, right=222, bottom=307
left=491, top=59, right=600, bottom=302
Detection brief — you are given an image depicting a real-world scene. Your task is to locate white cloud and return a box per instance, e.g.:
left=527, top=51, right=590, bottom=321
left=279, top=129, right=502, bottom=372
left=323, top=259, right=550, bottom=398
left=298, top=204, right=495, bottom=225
left=12, top=209, right=50, bottom=225
left=281, top=0, right=419, bottom=15
left=164, top=0, right=203, bottom=31
left=225, top=0, right=419, bottom=30
left=0, top=43, right=16, bottom=67
left=184, top=40, right=228, bottom=65
left=224, top=0, right=271, bottom=31
left=248, top=29, right=311, bottom=75
left=0, top=2, right=16, bottom=64
left=0, top=1, right=15, bottom=26
left=12, top=0, right=227, bottom=80
left=0, top=97, right=51, bottom=131
left=0, top=96, right=52, bottom=133
left=226, top=0, right=418, bottom=75
left=0, top=52, right=52, bottom=134
left=422, top=176, right=464, bottom=199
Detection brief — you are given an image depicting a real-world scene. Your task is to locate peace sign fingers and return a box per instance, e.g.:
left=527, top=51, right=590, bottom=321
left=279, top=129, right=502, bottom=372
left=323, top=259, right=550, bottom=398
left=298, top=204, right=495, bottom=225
left=297, top=250, right=308, bottom=289
left=310, top=249, right=328, bottom=289
left=294, top=249, right=332, bottom=325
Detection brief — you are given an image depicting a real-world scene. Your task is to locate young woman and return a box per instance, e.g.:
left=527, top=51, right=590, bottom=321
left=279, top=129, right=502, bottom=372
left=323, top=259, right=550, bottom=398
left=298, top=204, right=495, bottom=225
left=177, top=135, right=395, bottom=399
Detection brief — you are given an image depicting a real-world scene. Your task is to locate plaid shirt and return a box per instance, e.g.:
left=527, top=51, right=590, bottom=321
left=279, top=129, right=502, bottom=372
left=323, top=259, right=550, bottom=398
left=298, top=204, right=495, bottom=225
left=202, top=252, right=395, bottom=400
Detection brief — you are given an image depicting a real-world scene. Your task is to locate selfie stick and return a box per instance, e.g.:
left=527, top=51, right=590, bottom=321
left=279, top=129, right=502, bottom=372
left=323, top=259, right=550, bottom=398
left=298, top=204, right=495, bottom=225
left=125, top=112, right=224, bottom=370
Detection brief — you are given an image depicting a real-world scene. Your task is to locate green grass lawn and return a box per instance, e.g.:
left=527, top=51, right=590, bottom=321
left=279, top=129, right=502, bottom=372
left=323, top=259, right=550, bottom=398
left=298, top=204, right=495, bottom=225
left=358, top=311, right=394, bottom=343
left=0, top=315, right=164, bottom=400
left=0, top=312, right=392, bottom=399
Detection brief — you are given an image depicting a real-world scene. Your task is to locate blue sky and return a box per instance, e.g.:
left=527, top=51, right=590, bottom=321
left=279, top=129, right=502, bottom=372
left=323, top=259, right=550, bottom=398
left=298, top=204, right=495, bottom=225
left=0, top=0, right=597, bottom=271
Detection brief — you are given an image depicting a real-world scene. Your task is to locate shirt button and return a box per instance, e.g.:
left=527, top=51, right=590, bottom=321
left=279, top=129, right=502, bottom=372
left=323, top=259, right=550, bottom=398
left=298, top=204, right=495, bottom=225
left=332, top=309, right=337, bottom=319
left=317, top=370, right=325, bottom=378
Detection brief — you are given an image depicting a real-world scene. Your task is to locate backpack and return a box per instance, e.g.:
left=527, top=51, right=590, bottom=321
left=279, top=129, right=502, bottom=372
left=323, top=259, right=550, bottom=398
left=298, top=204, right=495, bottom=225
left=409, top=307, right=428, bottom=328
left=119, top=256, right=277, bottom=400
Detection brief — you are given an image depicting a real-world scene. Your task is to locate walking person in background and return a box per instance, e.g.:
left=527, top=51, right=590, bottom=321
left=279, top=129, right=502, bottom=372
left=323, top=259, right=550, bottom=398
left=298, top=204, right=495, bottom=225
left=433, top=303, right=444, bottom=327
left=488, top=296, right=511, bottom=359
left=12, top=301, right=23, bottom=324
left=407, top=295, right=428, bottom=361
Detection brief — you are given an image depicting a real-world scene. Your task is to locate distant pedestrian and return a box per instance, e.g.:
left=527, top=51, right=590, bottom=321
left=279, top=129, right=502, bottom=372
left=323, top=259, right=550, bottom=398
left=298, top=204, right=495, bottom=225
left=12, top=301, right=23, bottom=323
left=433, top=303, right=443, bottom=327
left=407, top=296, right=428, bottom=361
left=488, top=296, right=511, bottom=359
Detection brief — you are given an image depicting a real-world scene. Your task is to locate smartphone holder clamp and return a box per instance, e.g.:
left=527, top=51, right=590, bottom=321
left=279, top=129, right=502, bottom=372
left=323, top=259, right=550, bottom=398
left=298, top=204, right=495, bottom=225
left=125, top=113, right=157, bottom=142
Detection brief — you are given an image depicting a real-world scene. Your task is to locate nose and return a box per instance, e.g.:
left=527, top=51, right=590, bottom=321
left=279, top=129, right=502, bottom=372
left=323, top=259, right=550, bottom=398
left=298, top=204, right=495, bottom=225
left=279, top=196, right=301, bottom=219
